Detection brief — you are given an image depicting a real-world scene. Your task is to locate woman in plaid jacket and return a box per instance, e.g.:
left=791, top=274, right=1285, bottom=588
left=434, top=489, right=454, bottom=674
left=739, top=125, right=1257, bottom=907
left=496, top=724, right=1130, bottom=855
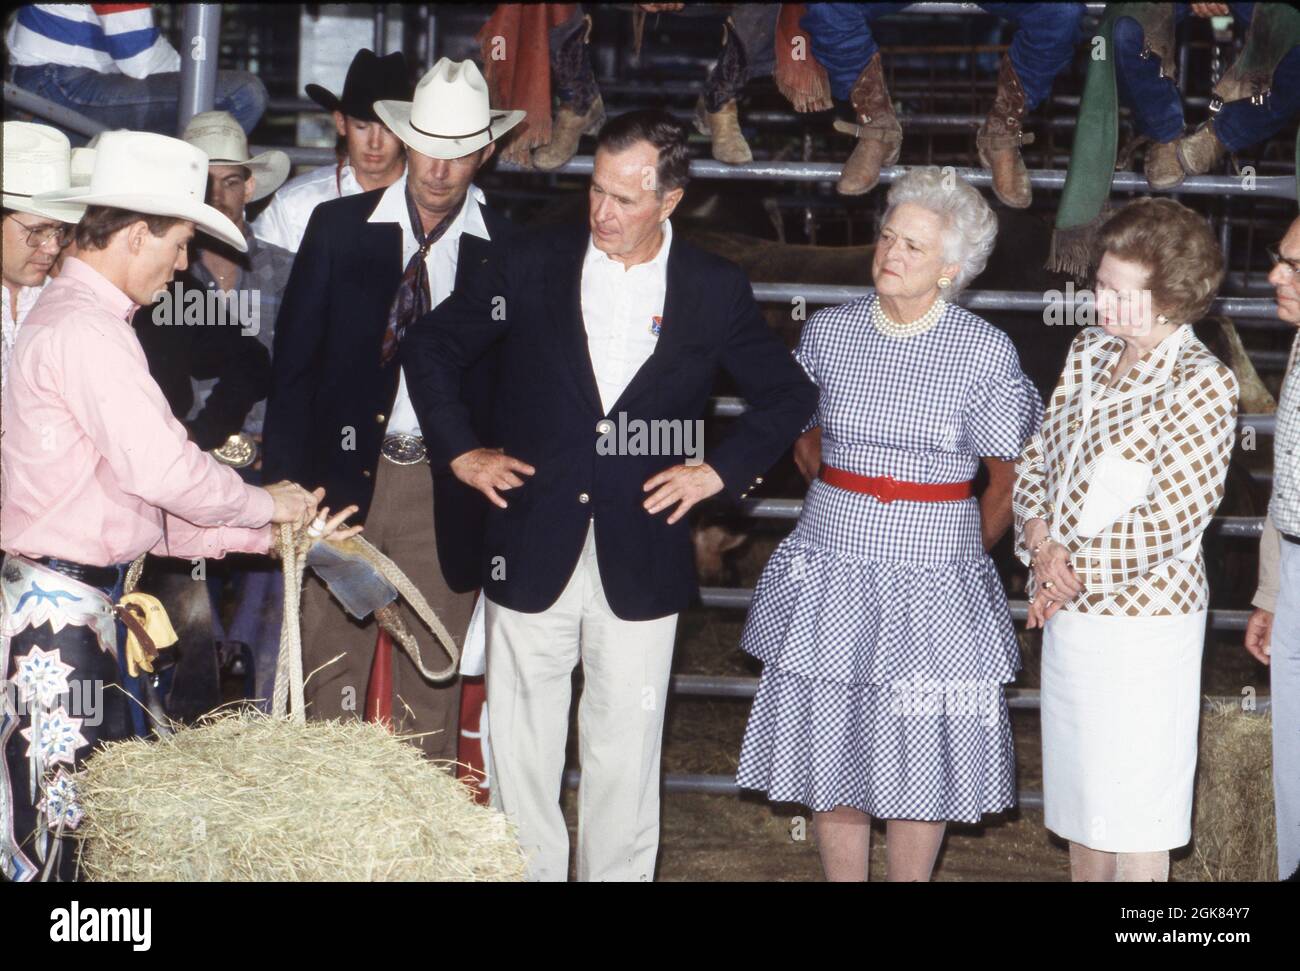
left=1014, top=198, right=1239, bottom=882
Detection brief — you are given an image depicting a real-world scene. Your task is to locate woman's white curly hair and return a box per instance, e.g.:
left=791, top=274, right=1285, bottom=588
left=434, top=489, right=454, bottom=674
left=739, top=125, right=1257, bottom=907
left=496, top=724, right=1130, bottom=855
left=882, top=166, right=998, bottom=294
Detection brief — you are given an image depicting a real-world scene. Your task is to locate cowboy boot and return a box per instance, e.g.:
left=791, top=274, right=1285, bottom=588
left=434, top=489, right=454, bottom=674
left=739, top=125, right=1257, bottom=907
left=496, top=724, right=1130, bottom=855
left=695, top=96, right=753, bottom=165
left=1144, top=138, right=1185, bottom=190
left=1176, top=119, right=1227, bottom=175
left=831, top=53, right=902, bottom=196
left=976, top=54, right=1034, bottom=208
left=532, top=93, right=606, bottom=171
left=532, top=13, right=603, bottom=171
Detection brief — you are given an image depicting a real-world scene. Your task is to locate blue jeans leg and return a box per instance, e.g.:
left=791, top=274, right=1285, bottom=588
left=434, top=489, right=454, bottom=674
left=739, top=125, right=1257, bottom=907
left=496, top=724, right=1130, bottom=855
left=9, top=64, right=266, bottom=138
left=1214, top=45, right=1300, bottom=153
left=1111, top=14, right=1186, bottom=142
left=800, top=3, right=908, bottom=101
left=982, top=3, right=1086, bottom=110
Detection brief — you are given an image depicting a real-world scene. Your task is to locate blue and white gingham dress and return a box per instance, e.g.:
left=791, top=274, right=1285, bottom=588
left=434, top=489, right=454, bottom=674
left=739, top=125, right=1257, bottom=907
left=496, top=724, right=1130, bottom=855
left=735, top=296, right=1043, bottom=822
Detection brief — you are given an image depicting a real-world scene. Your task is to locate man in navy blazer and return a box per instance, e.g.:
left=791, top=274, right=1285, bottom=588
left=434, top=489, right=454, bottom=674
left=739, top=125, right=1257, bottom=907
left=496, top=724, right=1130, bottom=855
left=402, top=110, right=817, bottom=880
left=262, top=59, right=523, bottom=760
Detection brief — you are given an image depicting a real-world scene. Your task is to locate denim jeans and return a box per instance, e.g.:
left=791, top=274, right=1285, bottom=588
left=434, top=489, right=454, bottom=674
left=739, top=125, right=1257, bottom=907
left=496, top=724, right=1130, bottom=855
left=802, top=2, right=1085, bottom=108
left=10, top=63, right=267, bottom=142
left=1273, top=538, right=1300, bottom=880
left=1114, top=3, right=1300, bottom=150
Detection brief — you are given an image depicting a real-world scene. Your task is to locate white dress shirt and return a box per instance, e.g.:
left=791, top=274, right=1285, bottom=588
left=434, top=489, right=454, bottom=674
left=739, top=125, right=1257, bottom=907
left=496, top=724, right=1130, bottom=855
left=580, top=219, right=673, bottom=414
left=251, top=158, right=366, bottom=253
left=1, top=278, right=49, bottom=389
left=366, top=173, right=491, bottom=438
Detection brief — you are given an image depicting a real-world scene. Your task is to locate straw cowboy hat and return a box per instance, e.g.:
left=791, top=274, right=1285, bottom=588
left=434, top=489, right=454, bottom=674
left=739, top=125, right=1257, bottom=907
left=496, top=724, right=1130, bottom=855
left=374, top=58, right=525, bottom=160
left=2, top=121, right=87, bottom=223
left=181, top=110, right=290, bottom=202
left=34, top=130, right=247, bottom=252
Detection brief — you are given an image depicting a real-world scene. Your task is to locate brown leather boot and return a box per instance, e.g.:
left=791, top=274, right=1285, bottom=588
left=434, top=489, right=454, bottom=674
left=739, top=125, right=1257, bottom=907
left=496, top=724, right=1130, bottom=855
left=695, top=96, right=753, bottom=165
left=1176, top=119, right=1227, bottom=175
left=532, top=93, right=606, bottom=171
left=976, top=54, right=1034, bottom=208
left=1144, top=138, right=1185, bottom=189
left=830, top=53, right=902, bottom=196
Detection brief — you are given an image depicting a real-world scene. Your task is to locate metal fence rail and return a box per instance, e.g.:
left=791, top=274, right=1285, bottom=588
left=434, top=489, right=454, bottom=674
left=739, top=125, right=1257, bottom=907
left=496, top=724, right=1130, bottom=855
left=497, top=157, right=1298, bottom=200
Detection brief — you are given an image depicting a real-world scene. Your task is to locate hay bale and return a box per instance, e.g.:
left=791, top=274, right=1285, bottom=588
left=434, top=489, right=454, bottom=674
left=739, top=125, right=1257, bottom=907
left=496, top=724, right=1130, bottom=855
left=1181, top=700, right=1276, bottom=882
left=72, top=712, right=527, bottom=881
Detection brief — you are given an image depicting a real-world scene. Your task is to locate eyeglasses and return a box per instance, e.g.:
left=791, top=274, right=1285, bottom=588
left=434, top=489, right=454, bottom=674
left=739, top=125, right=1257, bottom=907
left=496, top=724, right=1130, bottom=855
left=1267, top=244, right=1300, bottom=278
left=6, top=215, right=72, bottom=249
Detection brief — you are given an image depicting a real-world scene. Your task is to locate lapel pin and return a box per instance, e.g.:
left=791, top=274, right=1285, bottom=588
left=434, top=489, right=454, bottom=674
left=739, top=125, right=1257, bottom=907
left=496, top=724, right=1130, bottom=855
left=649, top=315, right=663, bottom=337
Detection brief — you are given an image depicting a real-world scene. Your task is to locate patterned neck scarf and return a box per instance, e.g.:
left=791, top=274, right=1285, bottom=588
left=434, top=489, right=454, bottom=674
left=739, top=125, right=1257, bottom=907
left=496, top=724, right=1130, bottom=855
left=379, top=186, right=466, bottom=366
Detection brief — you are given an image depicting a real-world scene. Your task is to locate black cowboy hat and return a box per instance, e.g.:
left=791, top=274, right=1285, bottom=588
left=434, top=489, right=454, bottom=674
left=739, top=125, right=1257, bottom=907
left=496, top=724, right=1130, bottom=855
left=304, top=49, right=413, bottom=123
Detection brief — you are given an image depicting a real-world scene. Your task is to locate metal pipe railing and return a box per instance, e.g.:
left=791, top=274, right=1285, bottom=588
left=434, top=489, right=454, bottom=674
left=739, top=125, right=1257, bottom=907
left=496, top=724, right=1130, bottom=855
left=496, top=157, right=1297, bottom=200
left=177, top=3, right=221, bottom=132
left=746, top=284, right=1285, bottom=322
left=3, top=83, right=106, bottom=137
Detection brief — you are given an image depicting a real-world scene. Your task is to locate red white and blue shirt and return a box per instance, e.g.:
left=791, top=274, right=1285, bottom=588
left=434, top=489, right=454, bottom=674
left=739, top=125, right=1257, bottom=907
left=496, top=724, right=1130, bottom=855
left=6, top=4, right=180, bottom=79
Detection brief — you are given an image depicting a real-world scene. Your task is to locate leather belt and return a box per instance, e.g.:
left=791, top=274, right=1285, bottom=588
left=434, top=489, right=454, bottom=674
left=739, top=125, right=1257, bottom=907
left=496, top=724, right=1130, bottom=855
left=381, top=433, right=428, bottom=465
left=1282, top=532, right=1300, bottom=547
left=818, top=464, right=974, bottom=503
left=32, top=555, right=123, bottom=589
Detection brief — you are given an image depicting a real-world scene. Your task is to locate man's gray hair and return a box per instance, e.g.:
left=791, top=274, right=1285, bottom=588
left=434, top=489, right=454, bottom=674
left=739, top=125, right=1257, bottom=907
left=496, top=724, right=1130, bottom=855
left=883, top=166, right=998, bottom=293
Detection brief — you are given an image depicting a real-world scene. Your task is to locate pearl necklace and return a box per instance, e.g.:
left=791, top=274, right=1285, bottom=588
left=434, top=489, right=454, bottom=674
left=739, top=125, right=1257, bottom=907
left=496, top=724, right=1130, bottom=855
left=871, top=295, right=947, bottom=339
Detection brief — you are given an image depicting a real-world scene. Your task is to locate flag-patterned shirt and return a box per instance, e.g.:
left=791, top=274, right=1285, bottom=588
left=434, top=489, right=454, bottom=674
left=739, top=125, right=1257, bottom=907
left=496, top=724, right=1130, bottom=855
left=1013, top=325, right=1239, bottom=616
left=6, top=4, right=180, bottom=79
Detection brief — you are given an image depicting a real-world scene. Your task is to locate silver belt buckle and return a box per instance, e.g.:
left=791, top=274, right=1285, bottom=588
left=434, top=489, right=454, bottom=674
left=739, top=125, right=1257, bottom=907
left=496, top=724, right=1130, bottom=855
left=381, top=433, right=427, bottom=465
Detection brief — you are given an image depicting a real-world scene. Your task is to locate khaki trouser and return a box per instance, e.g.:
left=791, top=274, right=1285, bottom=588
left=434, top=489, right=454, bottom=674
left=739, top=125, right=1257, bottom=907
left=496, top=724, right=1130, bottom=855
left=485, top=521, right=679, bottom=881
left=300, top=458, right=474, bottom=761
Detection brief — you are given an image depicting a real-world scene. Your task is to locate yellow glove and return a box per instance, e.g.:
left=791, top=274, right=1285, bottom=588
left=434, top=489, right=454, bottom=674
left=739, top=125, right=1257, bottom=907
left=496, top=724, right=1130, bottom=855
left=116, top=592, right=179, bottom=678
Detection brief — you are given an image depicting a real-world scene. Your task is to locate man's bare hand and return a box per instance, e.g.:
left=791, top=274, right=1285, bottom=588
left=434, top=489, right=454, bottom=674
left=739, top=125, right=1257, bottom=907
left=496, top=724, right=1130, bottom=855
left=266, top=481, right=322, bottom=530
left=1244, top=607, right=1274, bottom=665
left=450, top=447, right=535, bottom=509
left=638, top=3, right=685, bottom=12
left=643, top=463, right=724, bottom=525
left=1190, top=3, right=1230, bottom=17
left=793, top=426, right=822, bottom=485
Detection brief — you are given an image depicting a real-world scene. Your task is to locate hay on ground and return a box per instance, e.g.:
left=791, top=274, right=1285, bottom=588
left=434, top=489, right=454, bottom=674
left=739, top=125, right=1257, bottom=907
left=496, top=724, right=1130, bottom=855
left=72, top=711, right=527, bottom=881
left=1184, top=700, right=1276, bottom=883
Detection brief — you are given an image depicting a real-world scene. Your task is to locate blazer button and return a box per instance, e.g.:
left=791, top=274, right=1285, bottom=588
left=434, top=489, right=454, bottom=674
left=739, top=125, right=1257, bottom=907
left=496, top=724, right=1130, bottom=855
left=578, top=492, right=590, bottom=504
left=376, top=413, right=386, bottom=424
left=755, top=476, right=764, bottom=484
left=596, top=419, right=613, bottom=435
left=363, top=469, right=372, bottom=478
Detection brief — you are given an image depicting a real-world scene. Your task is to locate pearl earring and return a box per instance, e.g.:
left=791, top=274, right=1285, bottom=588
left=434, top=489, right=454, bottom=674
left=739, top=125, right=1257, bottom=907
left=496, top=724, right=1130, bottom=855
left=1156, top=313, right=1168, bottom=324
left=938, top=276, right=951, bottom=289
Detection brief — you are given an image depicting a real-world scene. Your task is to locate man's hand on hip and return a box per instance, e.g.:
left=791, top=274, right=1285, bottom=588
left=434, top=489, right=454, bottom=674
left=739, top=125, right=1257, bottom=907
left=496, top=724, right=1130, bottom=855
left=643, top=462, right=724, bottom=525
left=450, top=447, right=536, bottom=509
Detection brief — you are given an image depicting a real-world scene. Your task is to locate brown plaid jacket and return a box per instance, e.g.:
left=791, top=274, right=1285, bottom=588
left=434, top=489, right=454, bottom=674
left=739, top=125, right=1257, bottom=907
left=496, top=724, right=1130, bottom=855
left=1013, top=326, right=1239, bottom=616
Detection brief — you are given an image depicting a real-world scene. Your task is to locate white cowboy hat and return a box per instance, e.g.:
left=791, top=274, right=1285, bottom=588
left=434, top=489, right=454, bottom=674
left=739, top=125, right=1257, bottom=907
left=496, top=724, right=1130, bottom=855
left=2, top=121, right=87, bottom=223
left=181, top=110, right=290, bottom=202
left=373, top=58, right=525, bottom=160
left=33, top=130, right=246, bottom=252
left=69, top=147, right=96, bottom=188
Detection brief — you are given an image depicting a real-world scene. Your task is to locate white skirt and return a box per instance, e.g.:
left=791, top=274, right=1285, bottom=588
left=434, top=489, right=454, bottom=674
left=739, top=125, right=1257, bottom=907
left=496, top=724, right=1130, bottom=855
left=1040, top=609, right=1206, bottom=852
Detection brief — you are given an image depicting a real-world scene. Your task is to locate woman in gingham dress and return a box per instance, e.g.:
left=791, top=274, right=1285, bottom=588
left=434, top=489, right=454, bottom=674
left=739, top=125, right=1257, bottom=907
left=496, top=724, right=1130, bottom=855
left=1014, top=198, right=1239, bottom=882
left=735, top=168, right=1042, bottom=881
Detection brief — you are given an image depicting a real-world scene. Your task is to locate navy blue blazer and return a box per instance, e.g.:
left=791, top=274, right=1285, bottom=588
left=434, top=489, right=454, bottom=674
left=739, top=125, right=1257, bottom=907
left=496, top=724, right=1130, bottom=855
left=402, top=221, right=817, bottom=621
left=261, top=186, right=514, bottom=593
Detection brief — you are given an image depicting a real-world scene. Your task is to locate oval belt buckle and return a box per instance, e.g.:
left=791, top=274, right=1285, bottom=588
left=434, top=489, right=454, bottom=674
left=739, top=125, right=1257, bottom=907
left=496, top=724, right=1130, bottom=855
left=876, top=475, right=898, bottom=504
left=383, top=434, right=427, bottom=465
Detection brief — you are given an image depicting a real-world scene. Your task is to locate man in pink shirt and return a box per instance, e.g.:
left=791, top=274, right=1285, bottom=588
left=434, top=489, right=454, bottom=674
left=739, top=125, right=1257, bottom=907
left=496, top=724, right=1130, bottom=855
left=0, top=131, right=358, bottom=882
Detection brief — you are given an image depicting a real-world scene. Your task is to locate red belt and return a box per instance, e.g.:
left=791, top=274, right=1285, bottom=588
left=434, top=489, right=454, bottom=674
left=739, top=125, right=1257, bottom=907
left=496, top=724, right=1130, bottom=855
left=818, top=465, right=974, bottom=503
